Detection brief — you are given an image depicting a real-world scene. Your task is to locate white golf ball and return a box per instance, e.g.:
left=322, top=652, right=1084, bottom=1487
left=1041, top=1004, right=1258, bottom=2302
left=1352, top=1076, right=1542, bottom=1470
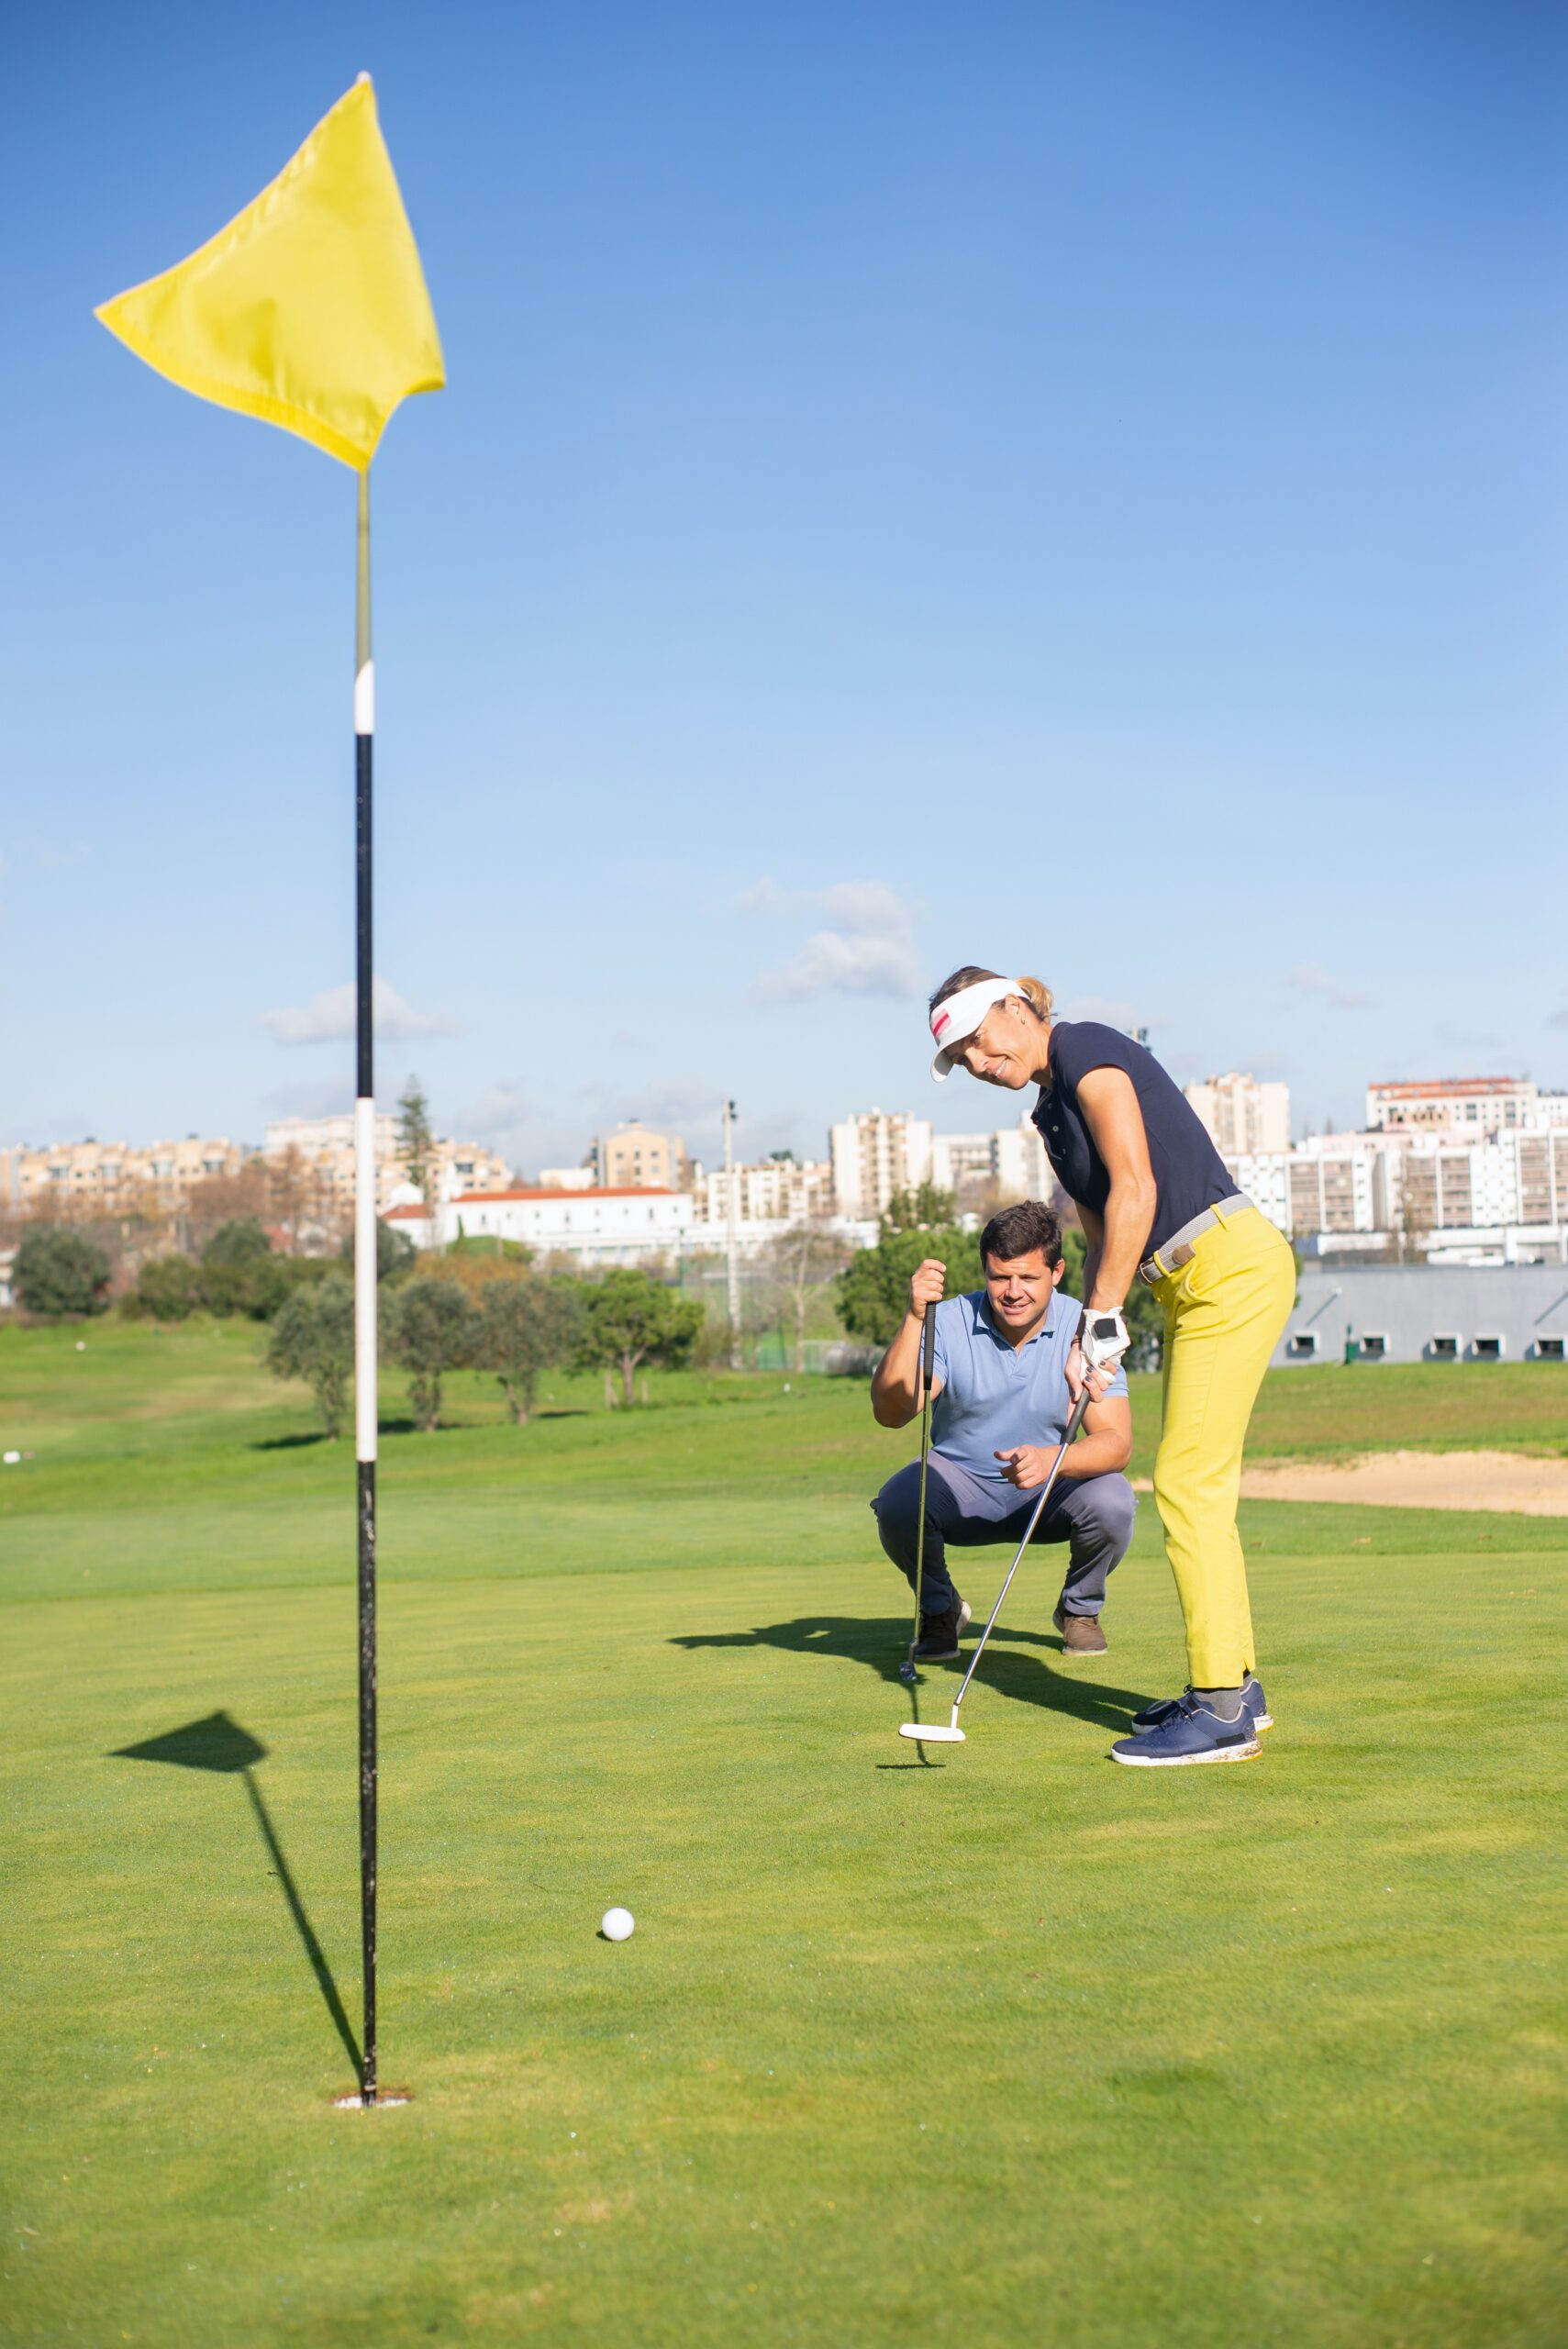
left=600, top=1907, right=635, bottom=1943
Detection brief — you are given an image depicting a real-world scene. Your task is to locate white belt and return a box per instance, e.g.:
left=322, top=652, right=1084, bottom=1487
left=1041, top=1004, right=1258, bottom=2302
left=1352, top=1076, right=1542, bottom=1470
left=1138, top=1195, right=1252, bottom=1286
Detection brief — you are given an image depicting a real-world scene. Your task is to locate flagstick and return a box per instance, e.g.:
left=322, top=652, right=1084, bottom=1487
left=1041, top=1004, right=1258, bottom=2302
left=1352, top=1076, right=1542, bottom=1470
left=353, top=464, right=379, bottom=2105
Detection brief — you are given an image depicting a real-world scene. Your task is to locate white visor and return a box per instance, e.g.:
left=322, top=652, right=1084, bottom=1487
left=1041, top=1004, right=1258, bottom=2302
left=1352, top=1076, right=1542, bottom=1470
left=929, top=978, right=1029, bottom=1080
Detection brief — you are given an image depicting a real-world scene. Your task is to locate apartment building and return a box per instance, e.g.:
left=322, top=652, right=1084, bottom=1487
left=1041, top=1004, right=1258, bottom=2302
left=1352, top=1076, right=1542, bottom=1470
left=929, top=1116, right=1053, bottom=1207
left=828, top=1111, right=934, bottom=1221
left=0, top=1136, right=247, bottom=1213
left=1366, top=1076, right=1540, bottom=1136
left=1184, top=1072, right=1291, bottom=1155
left=1228, top=1125, right=1568, bottom=1259
left=592, top=1121, right=691, bottom=1191
left=695, top=1156, right=835, bottom=1228
left=261, top=1115, right=512, bottom=1220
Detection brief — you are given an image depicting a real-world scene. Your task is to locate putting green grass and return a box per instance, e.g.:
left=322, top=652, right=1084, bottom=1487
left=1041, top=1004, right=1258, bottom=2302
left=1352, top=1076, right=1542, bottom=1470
left=4, top=1323, right=1566, bottom=2346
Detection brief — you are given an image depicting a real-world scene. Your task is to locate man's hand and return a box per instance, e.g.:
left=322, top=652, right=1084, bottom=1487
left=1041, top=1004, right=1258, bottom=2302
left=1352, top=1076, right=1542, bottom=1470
left=907, top=1257, right=946, bottom=1319
left=995, top=1445, right=1055, bottom=1490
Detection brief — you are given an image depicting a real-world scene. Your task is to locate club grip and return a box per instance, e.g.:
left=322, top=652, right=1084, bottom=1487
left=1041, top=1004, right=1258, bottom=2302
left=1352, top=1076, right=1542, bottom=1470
left=921, top=1299, right=938, bottom=1394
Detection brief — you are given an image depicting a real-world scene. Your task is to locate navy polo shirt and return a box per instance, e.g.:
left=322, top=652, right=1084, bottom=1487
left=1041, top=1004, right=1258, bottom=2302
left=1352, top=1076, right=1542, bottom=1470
left=929, top=1287, right=1127, bottom=1484
left=1032, top=1020, right=1235, bottom=1258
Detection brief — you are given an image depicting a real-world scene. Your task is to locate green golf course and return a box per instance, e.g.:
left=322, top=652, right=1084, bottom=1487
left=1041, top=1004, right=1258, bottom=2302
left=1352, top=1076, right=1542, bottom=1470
left=5, top=1319, right=1565, bottom=2346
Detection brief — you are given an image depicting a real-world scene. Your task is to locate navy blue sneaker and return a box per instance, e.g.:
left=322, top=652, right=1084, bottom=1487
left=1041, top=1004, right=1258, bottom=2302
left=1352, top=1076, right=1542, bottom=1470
left=1130, top=1674, right=1273, bottom=1736
left=1110, top=1694, right=1262, bottom=1766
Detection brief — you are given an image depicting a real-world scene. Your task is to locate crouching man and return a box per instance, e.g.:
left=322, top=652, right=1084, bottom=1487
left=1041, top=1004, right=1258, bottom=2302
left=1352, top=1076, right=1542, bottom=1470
left=871, top=1200, right=1136, bottom=1662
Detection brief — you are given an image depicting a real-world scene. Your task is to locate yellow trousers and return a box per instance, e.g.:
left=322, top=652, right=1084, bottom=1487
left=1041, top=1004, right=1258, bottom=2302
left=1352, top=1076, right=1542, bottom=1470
left=1150, top=1205, right=1295, bottom=1687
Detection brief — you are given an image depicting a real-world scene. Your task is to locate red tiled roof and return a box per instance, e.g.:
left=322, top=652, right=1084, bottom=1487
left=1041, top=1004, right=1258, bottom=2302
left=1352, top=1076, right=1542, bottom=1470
left=383, top=1186, right=678, bottom=1220
left=1370, top=1077, right=1523, bottom=1098
left=454, top=1186, right=678, bottom=1203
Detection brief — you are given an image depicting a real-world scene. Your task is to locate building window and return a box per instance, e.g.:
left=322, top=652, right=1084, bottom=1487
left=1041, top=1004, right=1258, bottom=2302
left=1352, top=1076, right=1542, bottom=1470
left=1360, top=1333, right=1388, bottom=1360
left=1471, top=1334, right=1504, bottom=1361
left=1428, top=1334, right=1460, bottom=1361
left=1286, top=1331, right=1318, bottom=1358
left=1533, top=1335, right=1565, bottom=1361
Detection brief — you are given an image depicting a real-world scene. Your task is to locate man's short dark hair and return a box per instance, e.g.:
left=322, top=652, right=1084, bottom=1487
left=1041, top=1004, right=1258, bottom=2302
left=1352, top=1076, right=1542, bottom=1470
left=980, top=1199, right=1063, bottom=1270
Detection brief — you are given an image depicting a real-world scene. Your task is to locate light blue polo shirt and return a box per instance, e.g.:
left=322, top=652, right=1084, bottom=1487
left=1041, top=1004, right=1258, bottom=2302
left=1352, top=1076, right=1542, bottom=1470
left=929, top=1288, right=1127, bottom=1484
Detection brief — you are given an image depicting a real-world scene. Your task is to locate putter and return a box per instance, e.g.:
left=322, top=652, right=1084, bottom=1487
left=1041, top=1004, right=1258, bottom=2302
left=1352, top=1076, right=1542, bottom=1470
left=899, top=1386, right=1092, bottom=1743
left=897, top=1300, right=940, bottom=1686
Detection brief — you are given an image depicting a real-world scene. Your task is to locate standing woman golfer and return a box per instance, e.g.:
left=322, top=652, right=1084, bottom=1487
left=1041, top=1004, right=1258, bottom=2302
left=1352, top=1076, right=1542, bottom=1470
left=927, top=968, right=1296, bottom=1766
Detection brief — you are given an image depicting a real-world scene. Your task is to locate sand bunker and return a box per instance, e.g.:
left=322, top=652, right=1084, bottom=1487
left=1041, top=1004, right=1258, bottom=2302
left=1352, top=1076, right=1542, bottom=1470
left=1136, top=1450, right=1568, bottom=1515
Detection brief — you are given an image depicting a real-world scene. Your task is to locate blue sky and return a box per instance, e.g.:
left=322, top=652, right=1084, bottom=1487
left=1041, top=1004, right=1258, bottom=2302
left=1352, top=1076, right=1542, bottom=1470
left=5, top=1, right=1564, bottom=1174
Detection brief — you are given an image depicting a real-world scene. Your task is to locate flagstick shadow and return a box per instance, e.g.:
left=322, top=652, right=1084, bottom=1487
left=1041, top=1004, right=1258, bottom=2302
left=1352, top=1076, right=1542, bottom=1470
left=111, top=1710, right=362, bottom=2086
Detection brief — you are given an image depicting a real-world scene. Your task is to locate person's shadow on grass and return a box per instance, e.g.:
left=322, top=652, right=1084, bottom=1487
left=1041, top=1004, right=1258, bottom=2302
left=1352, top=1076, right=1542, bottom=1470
left=671, top=1615, right=1150, bottom=1733
left=108, top=1711, right=362, bottom=2088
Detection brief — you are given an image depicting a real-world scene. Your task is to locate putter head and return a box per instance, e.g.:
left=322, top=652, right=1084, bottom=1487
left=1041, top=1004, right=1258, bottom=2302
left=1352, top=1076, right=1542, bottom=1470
left=897, top=1660, right=917, bottom=1685
left=898, top=1720, right=965, bottom=1743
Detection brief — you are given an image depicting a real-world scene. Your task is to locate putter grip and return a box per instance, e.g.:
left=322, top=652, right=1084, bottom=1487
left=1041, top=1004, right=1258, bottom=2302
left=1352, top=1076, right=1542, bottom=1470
left=921, top=1299, right=938, bottom=1393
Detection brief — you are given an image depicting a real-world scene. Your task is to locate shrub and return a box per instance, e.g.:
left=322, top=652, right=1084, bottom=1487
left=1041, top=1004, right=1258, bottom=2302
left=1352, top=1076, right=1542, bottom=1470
left=128, top=1255, right=204, bottom=1322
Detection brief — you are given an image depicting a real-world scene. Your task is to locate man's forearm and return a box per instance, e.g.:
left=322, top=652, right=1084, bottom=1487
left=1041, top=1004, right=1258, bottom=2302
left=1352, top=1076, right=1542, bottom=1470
left=871, top=1308, right=926, bottom=1425
left=1057, top=1426, right=1132, bottom=1479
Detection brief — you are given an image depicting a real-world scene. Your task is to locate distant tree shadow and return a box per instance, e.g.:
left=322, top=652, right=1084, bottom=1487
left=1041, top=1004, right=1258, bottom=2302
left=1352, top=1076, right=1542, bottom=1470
left=250, top=1431, right=330, bottom=1452
left=109, top=1710, right=361, bottom=2085
left=671, top=1615, right=1151, bottom=1733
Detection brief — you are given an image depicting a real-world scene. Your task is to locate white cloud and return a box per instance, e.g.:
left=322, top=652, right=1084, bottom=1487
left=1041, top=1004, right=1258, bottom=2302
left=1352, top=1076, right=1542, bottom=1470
left=746, top=877, right=923, bottom=1002
left=261, top=977, right=459, bottom=1047
left=1285, top=963, right=1375, bottom=1011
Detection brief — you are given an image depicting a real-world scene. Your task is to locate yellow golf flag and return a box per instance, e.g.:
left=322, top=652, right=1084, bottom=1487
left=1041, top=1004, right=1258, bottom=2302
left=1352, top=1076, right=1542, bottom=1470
left=95, top=76, right=443, bottom=470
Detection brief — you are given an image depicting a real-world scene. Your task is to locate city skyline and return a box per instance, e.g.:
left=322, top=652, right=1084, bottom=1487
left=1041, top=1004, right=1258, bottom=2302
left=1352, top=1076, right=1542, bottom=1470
left=6, top=7, right=1564, bottom=1175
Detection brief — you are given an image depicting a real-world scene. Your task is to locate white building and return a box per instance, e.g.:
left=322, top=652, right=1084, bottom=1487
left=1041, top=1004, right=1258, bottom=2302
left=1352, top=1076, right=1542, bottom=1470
left=386, top=1185, right=695, bottom=1267
left=828, top=1112, right=934, bottom=1220
left=693, top=1157, right=835, bottom=1229
left=930, top=1116, right=1053, bottom=1206
left=1184, top=1073, right=1291, bottom=1155
left=1228, top=1125, right=1568, bottom=1260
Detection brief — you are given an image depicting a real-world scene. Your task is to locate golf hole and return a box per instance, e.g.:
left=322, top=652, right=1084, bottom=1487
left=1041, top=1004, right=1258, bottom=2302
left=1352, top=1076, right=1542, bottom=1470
left=331, top=2087, right=413, bottom=2110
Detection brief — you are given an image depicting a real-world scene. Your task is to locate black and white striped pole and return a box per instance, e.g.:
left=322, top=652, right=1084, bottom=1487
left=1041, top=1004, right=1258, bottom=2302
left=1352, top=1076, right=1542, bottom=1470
left=353, top=465, right=380, bottom=2104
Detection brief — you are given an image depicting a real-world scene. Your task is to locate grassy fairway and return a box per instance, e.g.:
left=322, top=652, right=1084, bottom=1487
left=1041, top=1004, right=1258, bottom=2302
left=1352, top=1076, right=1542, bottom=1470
left=4, top=1324, right=1566, bottom=2346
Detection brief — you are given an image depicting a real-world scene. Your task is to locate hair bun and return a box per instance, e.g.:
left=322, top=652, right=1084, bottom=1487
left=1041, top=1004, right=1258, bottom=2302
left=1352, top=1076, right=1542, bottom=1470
left=1017, top=975, right=1055, bottom=1020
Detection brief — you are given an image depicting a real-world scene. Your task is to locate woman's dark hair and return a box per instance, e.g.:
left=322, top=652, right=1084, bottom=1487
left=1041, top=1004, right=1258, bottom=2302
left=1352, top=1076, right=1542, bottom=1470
left=929, top=966, right=1054, bottom=1022
left=980, top=1199, right=1063, bottom=1270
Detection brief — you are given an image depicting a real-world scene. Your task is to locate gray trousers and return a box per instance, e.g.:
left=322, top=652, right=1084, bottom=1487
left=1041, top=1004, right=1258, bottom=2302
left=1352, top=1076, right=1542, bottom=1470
left=873, top=1453, right=1137, bottom=1620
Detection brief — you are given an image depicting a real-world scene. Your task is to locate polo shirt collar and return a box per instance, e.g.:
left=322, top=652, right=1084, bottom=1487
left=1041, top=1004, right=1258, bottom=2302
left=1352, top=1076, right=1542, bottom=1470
left=975, top=1290, right=1059, bottom=1349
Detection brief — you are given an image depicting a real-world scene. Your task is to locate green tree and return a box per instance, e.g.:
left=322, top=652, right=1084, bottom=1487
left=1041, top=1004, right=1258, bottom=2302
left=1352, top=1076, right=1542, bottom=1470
left=128, top=1254, right=203, bottom=1321
left=386, top=1276, right=478, bottom=1431
left=339, top=1219, right=418, bottom=1284
left=762, top=1219, right=851, bottom=1372
left=201, top=1217, right=272, bottom=1269
left=266, top=1277, right=355, bottom=1441
left=13, top=1227, right=112, bottom=1319
left=577, top=1269, right=703, bottom=1405
left=396, top=1077, right=439, bottom=1226
left=475, top=1276, right=584, bottom=1424
left=836, top=1190, right=983, bottom=1348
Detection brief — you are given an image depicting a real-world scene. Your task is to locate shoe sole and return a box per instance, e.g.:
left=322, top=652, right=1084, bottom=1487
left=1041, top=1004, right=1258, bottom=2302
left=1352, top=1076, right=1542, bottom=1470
left=1111, top=1737, right=1262, bottom=1767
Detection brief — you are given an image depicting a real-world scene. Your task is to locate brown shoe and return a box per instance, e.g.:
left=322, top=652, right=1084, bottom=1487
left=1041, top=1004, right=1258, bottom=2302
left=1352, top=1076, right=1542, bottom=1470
left=1053, top=1603, right=1107, bottom=1657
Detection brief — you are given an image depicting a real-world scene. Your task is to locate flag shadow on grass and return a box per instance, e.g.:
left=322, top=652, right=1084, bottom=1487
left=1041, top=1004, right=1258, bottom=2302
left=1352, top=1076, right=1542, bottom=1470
left=671, top=1617, right=1150, bottom=1733
left=110, top=1711, right=362, bottom=2085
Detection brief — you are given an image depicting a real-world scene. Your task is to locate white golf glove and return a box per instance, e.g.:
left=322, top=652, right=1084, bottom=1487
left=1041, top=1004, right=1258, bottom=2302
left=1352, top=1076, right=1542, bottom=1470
left=1080, top=1308, right=1129, bottom=1375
